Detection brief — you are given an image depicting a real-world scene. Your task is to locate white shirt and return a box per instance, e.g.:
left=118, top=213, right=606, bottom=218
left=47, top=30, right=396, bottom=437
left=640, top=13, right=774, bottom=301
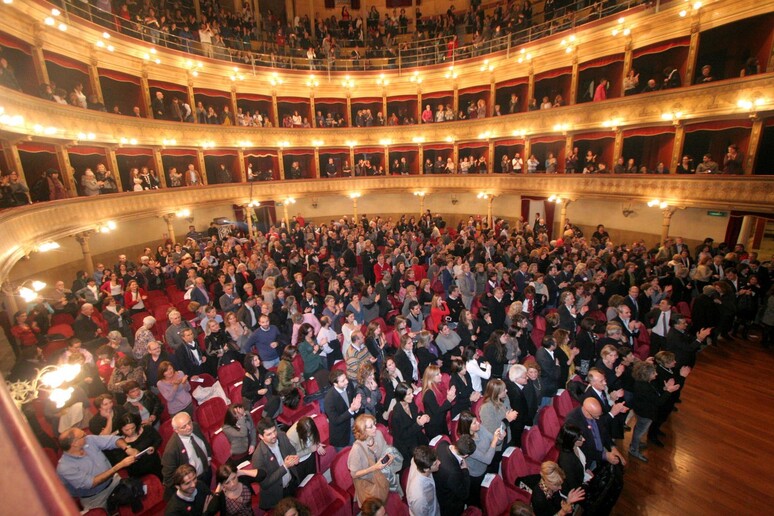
left=406, top=460, right=441, bottom=516
left=466, top=359, right=491, bottom=392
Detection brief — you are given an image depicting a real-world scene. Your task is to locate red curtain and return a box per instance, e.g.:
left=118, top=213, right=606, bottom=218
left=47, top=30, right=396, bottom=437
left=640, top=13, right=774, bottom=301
left=623, top=126, right=675, bottom=137
left=579, top=54, right=624, bottom=71
left=536, top=67, right=572, bottom=80
left=44, top=51, right=89, bottom=73
left=0, top=32, right=31, bottom=53
left=633, top=38, right=691, bottom=58
left=97, top=68, right=140, bottom=84
left=148, top=80, right=188, bottom=94
left=67, top=147, right=106, bottom=156
left=685, top=119, right=753, bottom=133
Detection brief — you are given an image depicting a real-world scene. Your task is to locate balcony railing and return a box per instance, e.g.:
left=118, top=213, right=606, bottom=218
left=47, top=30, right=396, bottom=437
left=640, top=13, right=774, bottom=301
left=54, top=0, right=647, bottom=74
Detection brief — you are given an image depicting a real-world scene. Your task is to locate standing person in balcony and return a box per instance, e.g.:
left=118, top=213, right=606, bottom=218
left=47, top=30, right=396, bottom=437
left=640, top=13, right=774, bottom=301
left=593, top=78, right=608, bottom=101
left=723, top=145, right=744, bottom=175
left=199, top=23, right=215, bottom=58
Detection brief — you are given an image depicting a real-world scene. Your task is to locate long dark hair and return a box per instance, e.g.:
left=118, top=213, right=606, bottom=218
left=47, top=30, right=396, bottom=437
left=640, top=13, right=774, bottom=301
left=556, top=423, right=583, bottom=452
left=456, top=410, right=477, bottom=437
left=295, top=416, right=320, bottom=446
left=484, top=330, right=507, bottom=362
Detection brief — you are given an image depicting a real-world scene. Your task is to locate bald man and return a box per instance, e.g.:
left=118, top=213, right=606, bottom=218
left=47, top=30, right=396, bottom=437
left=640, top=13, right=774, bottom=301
left=565, top=398, right=627, bottom=470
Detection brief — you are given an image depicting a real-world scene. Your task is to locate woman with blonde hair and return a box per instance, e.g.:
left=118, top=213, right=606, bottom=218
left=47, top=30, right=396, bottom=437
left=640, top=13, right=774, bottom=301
left=348, top=414, right=394, bottom=505
left=421, top=365, right=455, bottom=439
left=261, top=275, right=276, bottom=306
left=428, top=294, right=449, bottom=333
left=530, top=461, right=585, bottom=516
left=552, top=328, right=577, bottom=385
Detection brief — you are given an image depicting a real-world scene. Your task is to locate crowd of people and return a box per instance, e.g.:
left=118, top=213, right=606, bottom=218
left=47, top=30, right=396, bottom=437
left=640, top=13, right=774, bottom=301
left=8, top=204, right=774, bottom=514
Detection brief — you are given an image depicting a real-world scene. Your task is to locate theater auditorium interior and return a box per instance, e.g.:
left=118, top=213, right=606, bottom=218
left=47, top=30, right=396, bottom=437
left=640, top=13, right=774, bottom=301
left=0, top=0, right=772, bottom=515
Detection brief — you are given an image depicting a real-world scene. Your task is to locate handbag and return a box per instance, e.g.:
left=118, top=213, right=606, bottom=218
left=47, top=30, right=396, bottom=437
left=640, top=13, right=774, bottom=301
left=583, top=462, right=624, bottom=514
left=381, top=445, right=404, bottom=495
left=352, top=441, right=390, bottom=504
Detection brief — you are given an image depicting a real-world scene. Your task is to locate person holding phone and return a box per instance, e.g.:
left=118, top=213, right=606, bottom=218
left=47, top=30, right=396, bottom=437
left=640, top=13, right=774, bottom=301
left=479, top=379, right=519, bottom=473
left=456, top=410, right=505, bottom=507
left=348, top=414, right=393, bottom=506
left=118, top=412, right=162, bottom=479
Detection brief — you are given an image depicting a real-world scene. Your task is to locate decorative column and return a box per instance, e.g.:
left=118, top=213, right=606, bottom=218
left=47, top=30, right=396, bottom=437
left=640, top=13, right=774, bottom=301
left=187, top=74, right=196, bottom=123
left=488, top=76, right=496, bottom=117
left=313, top=147, right=320, bottom=178
left=74, top=231, right=95, bottom=276
left=151, top=148, right=166, bottom=188
left=281, top=201, right=290, bottom=229
left=384, top=146, right=390, bottom=175
left=309, top=91, right=316, bottom=127
left=3, top=141, right=24, bottom=183
left=745, top=118, right=763, bottom=174
left=684, top=22, right=701, bottom=86
left=31, top=31, right=50, bottom=86
left=139, top=65, right=152, bottom=118
left=569, top=50, right=579, bottom=106
left=670, top=122, right=685, bottom=174
left=230, top=85, right=238, bottom=118
left=415, top=192, right=425, bottom=216
left=737, top=215, right=754, bottom=246
left=453, top=142, right=459, bottom=172
left=345, top=93, right=352, bottom=127
left=612, top=128, right=624, bottom=161
left=487, top=141, right=495, bottom=174
left=565, top=134, right=575, bottom=170
left=348, top=147, right=356, bottom=175
left=382, top=90, right=388, bottom=121
left=350, top=193, right=360, bottom=221
left=486, top=196, right=494, bottom=229
left=526, top=66, right=535, bottom=108
left=196, top=150, right=208, bottom=185
left=54, top=144, right=77, bottom=196
left=88, top=55, right=104, bottom=104
left=453, top=83, right=459, bottom=114
left=523, top=137, right=531, bottom=173
left=271, top=90, right=279, bottom=128
left=2, top=281, right=19, bottom=316
left=277, top=148, right=285, bottom=180
left=162, top=214, right=177, bottom=244
left=243, top=204, right=254, bottom=240
left=416, top=90, right=422, bottom=122
left=558, top=200, right=574, bottom=234
left=417, top=145, right=424, bottom=175
left=106, top=147, right=125, bottom=191
left=236, top=149, right=247, bottom=182
left=622, top=38, right=633, bottom=97
left=661, top=207, right=677, bottom=244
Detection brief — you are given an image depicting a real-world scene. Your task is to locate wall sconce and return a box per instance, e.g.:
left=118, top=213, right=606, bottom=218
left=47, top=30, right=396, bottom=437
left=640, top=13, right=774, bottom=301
left=376, top=74, right=390, bottom=87
left=553, top=123, right=570, bottom=134
left=444, top=66, right=459, bottom=80
left=230, top=67, right=245, bottom=81
left=547, top=195, right=564, bottom=204
left=201, top=141, right=216, bottom=149
left=737, top=98, right=767, bottom=120
left=478, top=131, right=492, bottom=140
left=278, top=141, right=290, bottom=148
left=512, top=130, right=527, bottom=138
left=36, top=242, right=60, bottom=253
left=517, top=48, right=533, bottom=64
left=611, top=17, right=631, bottom=36
left=142, top=48, right=161, bottom=65
left=162, top=138, right=177, bottom=147
left=477, top=192, right=492, bottom=200
left=184, top=59, right=203, bottom=77
left=238, top=140, right=253, bottom=148
left=346, top=140, right=357, bottom=148
left=412, top=136, right=425, bottom=144
left=661, top=111, right=683, bottom=126
left=560, top=35, right=577, bottom=54
left=409, top=71, right=423, bottom=84
left=247, top=200, right=260, bottom=208
left=312, top=139, right=325, bottom=148
left=44, top=8, right=68, bottom=31
left=270, top=73, right=284, bottom=87
left=341, top=76, right=355, bottom=89
left=0, top=107, right=25, bottom=128
left=96, top=220, right=117, bottom=233
left=413, top=191, right=426, bottom=197
left=349, top=192, right=361, bottom=199
left=311, top=198, right=318, bottom=209
left=76, top=132, right=96, bottom=142
left=679, top=1, right=702, bottom=17
left=379, top=138, right=392, bottom=146
left=479, top=59, right=495, bottom=72
left=621, top=204, right=635, bottom=217
left=451, top=195, right=459, bottom=205
left=602, top=118, right=623, bottom=130
left=284, top=197, right=296, bottom=205
left=306, top=75, right=320, bottom=88
left=175, top=208, right=191, bottom=218
left=6, top=363, right=82, bottom=409
left=647, top=199, right=669, bottom=209
left=445, top=136, right=455, bottom=143
left=17, top=280, right=47, bottom=303
left=33, top=124, right=60, bottom=136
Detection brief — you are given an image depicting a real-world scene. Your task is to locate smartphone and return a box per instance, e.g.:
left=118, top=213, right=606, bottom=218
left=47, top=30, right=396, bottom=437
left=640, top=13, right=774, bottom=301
left=499, top=423, right=507, bottom=435
left=134, top=447, right=152, bottom=458
left=380, top=454, right=391, bottom=465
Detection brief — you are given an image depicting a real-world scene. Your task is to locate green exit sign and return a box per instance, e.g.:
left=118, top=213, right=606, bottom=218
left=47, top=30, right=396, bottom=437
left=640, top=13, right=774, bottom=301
left=707, top=211, right=728, bottom=217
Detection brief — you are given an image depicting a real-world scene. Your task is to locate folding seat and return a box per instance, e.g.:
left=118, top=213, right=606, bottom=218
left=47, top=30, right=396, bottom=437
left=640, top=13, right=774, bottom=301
left=47, top=323, right=74, bottom=339
left=296, top=473, right=352, bottom=516
left=210, top=429, right=233, bottom=468
left=217, top=361, right=245, bottom=390
left=385, top=492, right=409, bottom=516
left=330, top=446, right=357, bottom=511
left=193, top=397, right=228, bottom=441
left=553, top=390, right=575, bottom=422
left=501, top=446, right=540, bottom=487
left=480, top=472, right=531, bottom=516
left=51, top=313, right=74, bottom=326
left=538, top=404, right=562, bottom=443
left=276, top=398, right=319, bottom=427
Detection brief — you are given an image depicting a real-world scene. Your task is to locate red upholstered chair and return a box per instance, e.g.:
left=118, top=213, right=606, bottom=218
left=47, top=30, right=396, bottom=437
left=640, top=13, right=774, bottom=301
left=332, top=360, right=348, bottom=374
left=51, top=313, right=75, bottom=326
left=429, top=435, right=451, bottom=448
left=553, top=390, right=575, bottom=423
left=385, top=492, right=410, bottom=516
left=118, top=474, right=166, bottom=516
left=194, top=397, right=228, bottom=440
left=481, top=472, right=531, bottom=516
left=277, top=398, right=320, bottom=427
left=196, top=373, right=217, bottom=388
left=227, top=382, right=243, bottom=406
left=210, top=429, right=232, bottom=468
left=538, top=404, right=562, bottom=443
left=377, top=423, right=393, bottom=445
left=635, top=330, right=651, bottom=360
left=330, top=446, right=356, bottom=507
left=131, top=311, right=152, bottom=332
left=501, top=446, right=540, bottom=486
left=295, top=473, right=351, bottom=516
left=217, top=361, right=245, bottom=390
left=462, top=507, right=483, bottom=516
left=522, top=426, right=557, bottom=469
left=41, top=338, right=69, bottom=362
left=158, top=419, right=174, bottom=456
left=47, top=323, right=74, bottom=339
left=250, top=403, right=266, bottom=428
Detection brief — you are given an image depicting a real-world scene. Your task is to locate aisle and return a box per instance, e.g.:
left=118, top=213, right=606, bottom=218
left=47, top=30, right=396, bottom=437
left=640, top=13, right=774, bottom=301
left=612, top=337, right=774, bottom=515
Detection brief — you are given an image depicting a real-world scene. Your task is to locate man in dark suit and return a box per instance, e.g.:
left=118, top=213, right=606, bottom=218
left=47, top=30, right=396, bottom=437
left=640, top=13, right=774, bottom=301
left=505, top=364, right=531, bottom=447
left=535, top=335, right=562, bottom=404
left=174, top=328, right=209, bottom=377
left=564, top=398, right=626, bottom=471
left=582, top=368, right=629, bottom=440
left=234, top=264, right=255, bottom=298
left=251, top=417, right=300, bottom=510
left=557, top=291, right=586, bottom=338
left=645, top=298, right=675, bottom=356
left=189, top=277, right=210, bottom=306
left=486, top=287, right=509, bottom=330
left=665, top=315, right=711, bottom=369
left=219, top=283, right=242, bottom=313
left=237, top=296, right=260, bottom=332
left=622, top=286, right=643, bottom=322
left=161, top=412, right=212, bottom=500
left=433, top=435, right=475, bottom=516
left=323, top=369, right=363, bottom=450
left=611, top=304, right=641, bottom=348
left=72, top=302, right=108, bottom=349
